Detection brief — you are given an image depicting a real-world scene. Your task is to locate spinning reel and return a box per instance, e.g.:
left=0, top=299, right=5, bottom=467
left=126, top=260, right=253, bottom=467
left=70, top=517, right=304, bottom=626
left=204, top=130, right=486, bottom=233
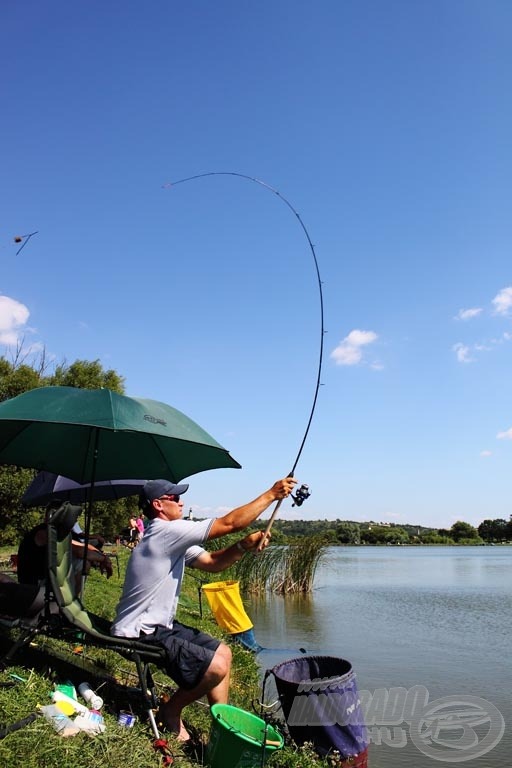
left=290, top=483, right=311, bottom=507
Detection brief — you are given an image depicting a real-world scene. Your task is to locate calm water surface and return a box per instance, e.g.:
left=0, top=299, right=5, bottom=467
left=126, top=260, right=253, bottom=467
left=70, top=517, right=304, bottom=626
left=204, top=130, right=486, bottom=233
left=247, top=547, right=511, bottom=768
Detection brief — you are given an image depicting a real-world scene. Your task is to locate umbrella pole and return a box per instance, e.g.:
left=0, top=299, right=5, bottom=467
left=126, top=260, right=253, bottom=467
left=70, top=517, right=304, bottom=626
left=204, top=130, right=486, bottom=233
left=80, top=429, right=99, bottom=598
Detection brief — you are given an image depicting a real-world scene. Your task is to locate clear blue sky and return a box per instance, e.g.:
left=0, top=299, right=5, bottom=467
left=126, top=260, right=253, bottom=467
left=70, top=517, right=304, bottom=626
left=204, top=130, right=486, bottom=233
left=1, top=1, right=511, bottom=529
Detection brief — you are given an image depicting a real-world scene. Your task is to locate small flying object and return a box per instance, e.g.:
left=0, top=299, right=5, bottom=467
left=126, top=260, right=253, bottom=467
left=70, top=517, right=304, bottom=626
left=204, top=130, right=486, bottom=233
left=13, top=231, right=39, bottom=256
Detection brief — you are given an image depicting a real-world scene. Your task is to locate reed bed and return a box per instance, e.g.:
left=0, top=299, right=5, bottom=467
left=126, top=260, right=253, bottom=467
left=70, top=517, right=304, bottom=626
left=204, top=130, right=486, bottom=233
left=235, top=535, right=328, bottom=594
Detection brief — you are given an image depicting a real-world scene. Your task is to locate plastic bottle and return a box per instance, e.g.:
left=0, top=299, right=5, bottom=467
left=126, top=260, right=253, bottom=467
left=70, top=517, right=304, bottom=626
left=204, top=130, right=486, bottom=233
left=74, top=711, right=106, bottom=734
left=78, top=682, right=104, bottom=711
left=40, top=704, right=81, bottom=737
left=51, top=690, right=88, bottom=715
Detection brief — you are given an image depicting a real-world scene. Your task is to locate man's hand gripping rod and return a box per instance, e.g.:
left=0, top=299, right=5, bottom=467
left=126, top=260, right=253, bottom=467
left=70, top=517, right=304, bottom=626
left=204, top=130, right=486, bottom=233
left=257, top=477, right=311, bottom=551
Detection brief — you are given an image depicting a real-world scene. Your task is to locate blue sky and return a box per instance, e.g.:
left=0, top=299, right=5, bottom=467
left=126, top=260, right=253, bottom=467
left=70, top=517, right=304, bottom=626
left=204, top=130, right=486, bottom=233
left=1, top=1, right=511, bottom=528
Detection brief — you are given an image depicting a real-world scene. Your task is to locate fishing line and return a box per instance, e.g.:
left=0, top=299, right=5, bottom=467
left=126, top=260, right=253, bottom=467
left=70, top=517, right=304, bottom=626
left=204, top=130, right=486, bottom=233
left=165, top=172, right=325, bottom=534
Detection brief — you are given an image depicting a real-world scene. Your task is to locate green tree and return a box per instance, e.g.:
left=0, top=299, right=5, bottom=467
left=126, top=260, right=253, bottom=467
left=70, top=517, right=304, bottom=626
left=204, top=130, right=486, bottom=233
left=360, top=525, right=410, bottom=545
left=0, top=355, right=48, bottom=544
left=478, top=518, right=508, bottom=542
left=76, top=496, right=140, bottom=542
left=0, top=467, right=41, bottom=545
left=450, top=520, right=480, bottom=543
left=0, top=360, right=43, bottom=402
left=336, top=521, right=361, bottom=545
left=49, top=359, right=125, bottom=393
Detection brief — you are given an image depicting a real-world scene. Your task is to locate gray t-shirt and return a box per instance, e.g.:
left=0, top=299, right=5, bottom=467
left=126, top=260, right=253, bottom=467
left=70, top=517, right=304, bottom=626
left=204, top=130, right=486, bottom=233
left=111, top=516, right=213, bottom=637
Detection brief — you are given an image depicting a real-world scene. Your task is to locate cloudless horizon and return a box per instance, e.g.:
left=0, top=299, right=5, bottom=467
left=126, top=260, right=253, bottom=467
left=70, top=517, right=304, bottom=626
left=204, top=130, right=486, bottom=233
left=1, top=1, right=511, bottom=529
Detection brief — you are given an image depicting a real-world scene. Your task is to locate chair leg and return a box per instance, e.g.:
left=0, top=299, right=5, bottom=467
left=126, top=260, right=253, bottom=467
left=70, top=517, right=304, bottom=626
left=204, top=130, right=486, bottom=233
left=133, top=654, right=160, bottom=739
left=147, top=707, right=160, bottom=739
left=145, top=664, right=160, bottom=709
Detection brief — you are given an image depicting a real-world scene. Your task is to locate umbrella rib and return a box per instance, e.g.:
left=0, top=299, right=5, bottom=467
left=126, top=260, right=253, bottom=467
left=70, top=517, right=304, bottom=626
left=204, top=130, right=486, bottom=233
left=152, top=437, right=178, bottom=483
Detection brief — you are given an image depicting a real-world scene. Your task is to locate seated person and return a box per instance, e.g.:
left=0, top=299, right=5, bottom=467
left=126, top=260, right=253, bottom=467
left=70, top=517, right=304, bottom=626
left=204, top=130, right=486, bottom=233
left=111, top=475, right=295, bottom=742
left=17, top=504, right=113, bottom=592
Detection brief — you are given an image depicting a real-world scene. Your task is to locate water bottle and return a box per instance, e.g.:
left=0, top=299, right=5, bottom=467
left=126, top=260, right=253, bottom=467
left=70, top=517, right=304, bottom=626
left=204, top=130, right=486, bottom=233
left=74, top=710, right=106, bottom=734
left=40, top=704, right=81, bottom=737
left=78, top=682, right=104, bottom=710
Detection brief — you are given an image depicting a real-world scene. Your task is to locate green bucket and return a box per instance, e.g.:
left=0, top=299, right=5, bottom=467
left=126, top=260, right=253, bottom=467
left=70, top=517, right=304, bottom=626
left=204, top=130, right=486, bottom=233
left=207, top=703, right=284, bottom=768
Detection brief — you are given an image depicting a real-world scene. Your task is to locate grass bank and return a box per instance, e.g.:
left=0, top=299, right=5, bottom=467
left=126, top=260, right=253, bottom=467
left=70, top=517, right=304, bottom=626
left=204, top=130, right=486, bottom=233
left=0, top=545, right=324, bottom=768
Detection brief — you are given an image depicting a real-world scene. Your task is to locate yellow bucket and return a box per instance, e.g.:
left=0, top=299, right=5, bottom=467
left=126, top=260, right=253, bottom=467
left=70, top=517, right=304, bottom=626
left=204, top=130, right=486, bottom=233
left=202, top=580, right=253, bottom=634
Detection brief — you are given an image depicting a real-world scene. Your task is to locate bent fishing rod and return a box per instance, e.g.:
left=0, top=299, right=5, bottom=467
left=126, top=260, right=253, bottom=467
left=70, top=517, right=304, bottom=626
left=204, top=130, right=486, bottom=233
left=166, top=172, right=325, bottom=545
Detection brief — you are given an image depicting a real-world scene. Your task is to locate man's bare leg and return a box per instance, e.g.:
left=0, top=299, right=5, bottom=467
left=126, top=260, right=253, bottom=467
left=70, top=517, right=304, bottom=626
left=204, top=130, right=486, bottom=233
left=159, top=643, right=231, bottom=741
left=206, top=642, right=232, bottom=706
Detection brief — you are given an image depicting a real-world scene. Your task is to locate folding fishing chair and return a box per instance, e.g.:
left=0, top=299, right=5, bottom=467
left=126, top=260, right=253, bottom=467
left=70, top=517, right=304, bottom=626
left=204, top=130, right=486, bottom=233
left=0, top=502, right=168, bottom=738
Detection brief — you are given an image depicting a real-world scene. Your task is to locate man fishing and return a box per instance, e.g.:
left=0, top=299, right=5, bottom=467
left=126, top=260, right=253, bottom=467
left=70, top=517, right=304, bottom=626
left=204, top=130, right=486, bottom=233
left=111, top=475, right=296, bottom=742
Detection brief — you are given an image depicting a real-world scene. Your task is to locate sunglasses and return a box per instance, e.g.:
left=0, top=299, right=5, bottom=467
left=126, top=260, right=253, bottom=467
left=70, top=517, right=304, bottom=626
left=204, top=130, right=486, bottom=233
left=158, top=494, right=180, bottom=503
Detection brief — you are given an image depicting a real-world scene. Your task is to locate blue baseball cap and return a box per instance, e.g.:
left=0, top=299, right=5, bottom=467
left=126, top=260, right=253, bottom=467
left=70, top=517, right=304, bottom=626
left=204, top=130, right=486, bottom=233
left=139, top=479, right=189, bottom=508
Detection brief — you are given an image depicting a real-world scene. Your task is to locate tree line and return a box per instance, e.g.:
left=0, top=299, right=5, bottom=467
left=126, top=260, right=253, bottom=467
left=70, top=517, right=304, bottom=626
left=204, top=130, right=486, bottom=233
left=269, top=517, right=512, bottom=546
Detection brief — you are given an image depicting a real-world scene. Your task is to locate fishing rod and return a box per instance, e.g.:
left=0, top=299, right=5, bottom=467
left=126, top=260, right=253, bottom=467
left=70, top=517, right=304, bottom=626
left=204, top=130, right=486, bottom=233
left=166, top=172, right=324, bottom=544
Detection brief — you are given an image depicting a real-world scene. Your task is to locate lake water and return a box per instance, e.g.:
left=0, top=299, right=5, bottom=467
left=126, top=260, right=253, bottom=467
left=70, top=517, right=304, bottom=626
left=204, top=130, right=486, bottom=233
left=247, top=546, right=511, bottom=768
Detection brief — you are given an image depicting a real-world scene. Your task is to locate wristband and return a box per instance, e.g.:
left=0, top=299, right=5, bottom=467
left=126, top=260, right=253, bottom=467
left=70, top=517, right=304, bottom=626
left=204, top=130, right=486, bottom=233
left=235, top=541, right=246, bottom=554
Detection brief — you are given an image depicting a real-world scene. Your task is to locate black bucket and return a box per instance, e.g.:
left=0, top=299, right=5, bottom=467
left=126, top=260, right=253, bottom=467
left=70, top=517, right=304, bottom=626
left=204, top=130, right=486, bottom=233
left=270, top=655, right=368, bottom=763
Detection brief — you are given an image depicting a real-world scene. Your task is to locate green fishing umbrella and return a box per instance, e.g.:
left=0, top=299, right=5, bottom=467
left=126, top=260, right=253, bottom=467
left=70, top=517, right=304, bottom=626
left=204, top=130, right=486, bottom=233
left=0, top=386, right=241, bottom=483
